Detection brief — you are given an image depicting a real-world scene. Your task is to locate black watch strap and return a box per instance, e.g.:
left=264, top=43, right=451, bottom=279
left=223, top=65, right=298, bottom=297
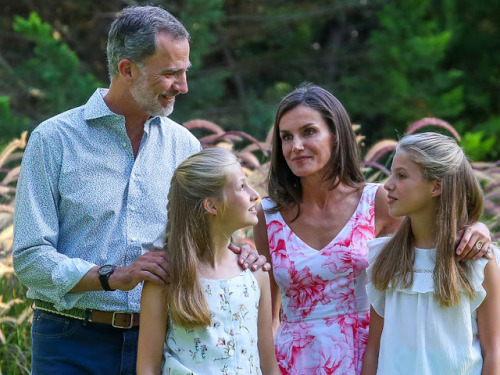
left=98, top=265, right=116, bottom=291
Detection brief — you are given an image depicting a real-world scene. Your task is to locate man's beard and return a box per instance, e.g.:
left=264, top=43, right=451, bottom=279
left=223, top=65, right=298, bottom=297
left=130, top=73, right=176, bottom=117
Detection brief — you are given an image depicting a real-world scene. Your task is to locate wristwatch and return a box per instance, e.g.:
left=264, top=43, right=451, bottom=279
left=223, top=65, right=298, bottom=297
left=98, top=265, right=116, bottom=291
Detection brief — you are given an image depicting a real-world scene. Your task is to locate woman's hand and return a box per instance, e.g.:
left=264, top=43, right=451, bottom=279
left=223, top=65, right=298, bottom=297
left=456, top=222, right=492, bottom=261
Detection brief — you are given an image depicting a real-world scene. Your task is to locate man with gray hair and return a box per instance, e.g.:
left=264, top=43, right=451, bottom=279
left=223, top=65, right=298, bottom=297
left=13, top=6, right=266, bottom=373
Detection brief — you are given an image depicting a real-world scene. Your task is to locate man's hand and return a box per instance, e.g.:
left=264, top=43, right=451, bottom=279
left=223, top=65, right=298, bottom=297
left=229, top=243, right=271, bottom=272
left=109, top=250, right=169, bottom=291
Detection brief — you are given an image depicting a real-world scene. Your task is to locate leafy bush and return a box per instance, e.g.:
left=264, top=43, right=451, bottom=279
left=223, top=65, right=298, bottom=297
left=12, top=12, right=101, bottom=118
left=0, top=98, right=30, bottom=144
left=0, top=12, right=101, bottom=146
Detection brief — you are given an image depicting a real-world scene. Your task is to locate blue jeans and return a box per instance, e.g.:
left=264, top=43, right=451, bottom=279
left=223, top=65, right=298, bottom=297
left=31, top=309, right=139, bottom=375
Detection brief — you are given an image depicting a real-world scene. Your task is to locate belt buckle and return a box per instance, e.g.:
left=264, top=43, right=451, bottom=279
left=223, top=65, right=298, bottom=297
left=112, top=312, right=134, bottom=329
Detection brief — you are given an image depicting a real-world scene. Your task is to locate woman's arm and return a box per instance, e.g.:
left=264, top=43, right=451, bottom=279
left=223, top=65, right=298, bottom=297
left=455, top=223, right=492, bottom=261
left=137, top=281, right=169, bottom=375
left=255, top=205, right=282, bottom=335
left=477, top=256, right=500, bottom=375
left=361, top=306, right=384, bottom=375
left=255, top=269, right=282, bottom=375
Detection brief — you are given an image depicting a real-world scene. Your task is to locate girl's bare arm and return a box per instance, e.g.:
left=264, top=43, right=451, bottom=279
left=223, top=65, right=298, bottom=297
left=137, top=281, right=169, bottom=375
left=477, top=255, right=500, bottom=375
left=255, top=268, right=282, bottom=375
left=361, top=306, right=384, bottom=375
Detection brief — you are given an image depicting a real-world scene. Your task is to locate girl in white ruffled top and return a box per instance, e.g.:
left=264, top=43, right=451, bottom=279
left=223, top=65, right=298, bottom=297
left=361, top=132, right=500, bottom=375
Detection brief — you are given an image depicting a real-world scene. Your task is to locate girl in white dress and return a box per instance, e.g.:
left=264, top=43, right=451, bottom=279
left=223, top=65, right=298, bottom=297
left=137, top=148, right=280, bottom=375
left=361, top=132, right=500, bottom=375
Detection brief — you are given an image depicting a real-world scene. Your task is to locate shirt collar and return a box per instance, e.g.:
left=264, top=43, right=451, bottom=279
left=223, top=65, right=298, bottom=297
left=84, top=88, right=122, bottom=122
left=83, top=88, right=164, bottom=133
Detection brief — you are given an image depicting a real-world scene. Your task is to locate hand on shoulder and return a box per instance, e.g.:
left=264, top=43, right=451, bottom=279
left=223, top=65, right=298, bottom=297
left=229, top=243, right=271, bottom=272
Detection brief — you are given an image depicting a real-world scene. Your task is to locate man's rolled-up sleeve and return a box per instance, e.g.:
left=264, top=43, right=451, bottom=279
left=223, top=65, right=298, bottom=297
left=13, top=131, right=94, bottom=309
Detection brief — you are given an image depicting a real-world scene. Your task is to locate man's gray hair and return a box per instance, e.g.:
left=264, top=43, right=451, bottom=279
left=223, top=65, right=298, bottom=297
left=107, top=6, right=190, bottom=78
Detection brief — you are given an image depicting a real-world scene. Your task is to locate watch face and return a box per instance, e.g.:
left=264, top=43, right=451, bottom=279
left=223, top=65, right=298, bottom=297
left=99, top=265, right=114, bottom=276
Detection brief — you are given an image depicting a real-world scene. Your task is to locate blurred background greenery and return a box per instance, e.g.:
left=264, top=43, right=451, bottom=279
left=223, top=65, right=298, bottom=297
left=1, top=0, right=499, bottom=159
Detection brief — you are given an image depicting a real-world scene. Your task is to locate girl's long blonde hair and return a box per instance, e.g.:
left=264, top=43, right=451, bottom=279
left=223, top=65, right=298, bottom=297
left=372, top=132, right=485, bottom=307
left=163, top=147, right=239, bottom=328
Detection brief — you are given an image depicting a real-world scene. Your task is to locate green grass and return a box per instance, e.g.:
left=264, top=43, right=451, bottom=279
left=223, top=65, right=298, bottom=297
left=0, top=273, right=31, bottom=375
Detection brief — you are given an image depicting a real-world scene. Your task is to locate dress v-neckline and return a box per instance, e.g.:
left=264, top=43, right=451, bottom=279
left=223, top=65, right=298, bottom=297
left=277, top=185, right=368, bottom=252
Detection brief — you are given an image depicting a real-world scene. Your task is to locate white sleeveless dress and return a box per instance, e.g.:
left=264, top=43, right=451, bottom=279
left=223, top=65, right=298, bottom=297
left=162, top=269, right=262, bottom=375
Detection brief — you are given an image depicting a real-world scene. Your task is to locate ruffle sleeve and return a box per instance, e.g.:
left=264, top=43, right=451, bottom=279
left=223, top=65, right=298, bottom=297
left=365, top=237, right=391, bottom=317
left=404, top=249, right=488, bottom=312
left=467, top=251, right=491, bottom=312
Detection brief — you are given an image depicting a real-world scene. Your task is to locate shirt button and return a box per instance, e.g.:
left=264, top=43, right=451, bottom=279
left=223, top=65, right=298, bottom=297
left=228, top=349, right=234, bottom=356
left=130, top=207, right=135, bottom=211
left=131, top=237, right=137, bottom=242
left=122, top=142, right=127, bottom=147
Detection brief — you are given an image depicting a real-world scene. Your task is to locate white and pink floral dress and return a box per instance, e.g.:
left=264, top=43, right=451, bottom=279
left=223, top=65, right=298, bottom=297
left=261, top=183, right=379, bottom=375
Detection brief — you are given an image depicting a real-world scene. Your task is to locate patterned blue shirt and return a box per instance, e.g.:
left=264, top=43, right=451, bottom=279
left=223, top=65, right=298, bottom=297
left=13, top=88, right=201, bottom=312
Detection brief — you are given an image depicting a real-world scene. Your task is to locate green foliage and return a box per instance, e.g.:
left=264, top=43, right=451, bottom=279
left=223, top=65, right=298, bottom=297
left=174, top=0, right=352, bottom=138
left=173, top=0, right=229, bottom=128
left=180, top=0, right=224, bottom=69
left=0, top=97, right=30, bottom=143
left=12, top=12, right=100, bottom=119
left=460, top=131, right=497, bottom=162
left=0, top=1, right=498, bottom=161
left=444, top=0, right=500, bottom=162
left=341, top=0, right=465, bottom=140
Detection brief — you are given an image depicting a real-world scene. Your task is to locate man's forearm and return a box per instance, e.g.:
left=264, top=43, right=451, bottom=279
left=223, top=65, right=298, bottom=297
left=69, top=266, right=102, bottom=293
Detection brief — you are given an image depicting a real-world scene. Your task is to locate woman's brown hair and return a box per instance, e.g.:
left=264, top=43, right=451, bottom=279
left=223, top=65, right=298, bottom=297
left=267, top=83, right=364, bottom=219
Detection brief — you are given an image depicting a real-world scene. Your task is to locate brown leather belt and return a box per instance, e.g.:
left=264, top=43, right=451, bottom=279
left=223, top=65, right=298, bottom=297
left=33, top=299, right=140, bottom=329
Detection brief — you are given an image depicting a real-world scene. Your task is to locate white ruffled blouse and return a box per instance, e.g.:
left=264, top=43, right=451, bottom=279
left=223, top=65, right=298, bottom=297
left=366, top=237, right=488, bottom=375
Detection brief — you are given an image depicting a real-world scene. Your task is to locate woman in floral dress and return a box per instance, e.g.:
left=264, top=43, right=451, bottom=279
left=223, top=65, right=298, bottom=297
left=253, top=83, right=492, bottom=374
